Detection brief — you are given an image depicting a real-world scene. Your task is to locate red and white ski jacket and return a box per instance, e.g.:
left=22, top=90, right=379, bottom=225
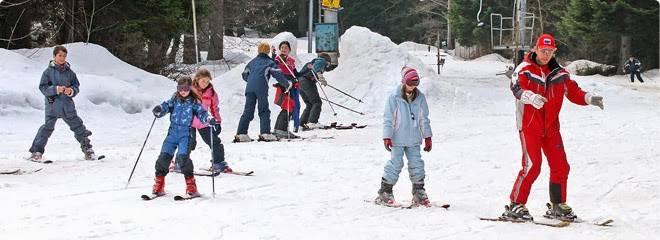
left=510, top=52, right=588, bottom=135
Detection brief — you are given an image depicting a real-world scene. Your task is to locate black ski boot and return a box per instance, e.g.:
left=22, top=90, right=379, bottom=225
left=544, top=203, right=577, bottom=221
left=375, top=178, right=399, bottom=207
left=411, top=182, right=431, bottom=207
left=502, top=202, right=533, bottom=221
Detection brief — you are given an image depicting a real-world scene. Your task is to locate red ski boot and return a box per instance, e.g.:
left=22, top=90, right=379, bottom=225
left=152, top=176, right=165, bottom=196
left=185, top=176, right=200, bottom=197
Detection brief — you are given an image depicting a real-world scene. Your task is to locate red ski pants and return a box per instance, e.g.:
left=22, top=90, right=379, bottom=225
left=509, top=131, right=570, bottom=204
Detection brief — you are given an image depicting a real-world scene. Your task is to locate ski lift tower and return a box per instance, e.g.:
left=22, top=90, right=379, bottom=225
left=489, top=0, right=536, bottom=66
left=314, top=0, right=342, bottom=71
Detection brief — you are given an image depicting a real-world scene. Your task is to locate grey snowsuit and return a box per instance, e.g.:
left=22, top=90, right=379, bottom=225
left=29, top=61, right=92, bottom=154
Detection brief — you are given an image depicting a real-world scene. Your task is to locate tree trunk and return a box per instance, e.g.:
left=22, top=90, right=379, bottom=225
left=446, top=0, right=453, bottom=49
left=167, top=37, right=181, bottom=64
left=183, top=33, right=197, bottom=64
left=297, top=0, right=308, bottom=36
left=207, top=0, right=224, bottom=61
left=618, top=35, right=631, bottom=75
left=145, top=40, right=168, bottom=73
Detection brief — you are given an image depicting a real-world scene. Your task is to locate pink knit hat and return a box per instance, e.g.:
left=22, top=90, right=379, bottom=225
left=401, top=67, right=420, bottom=86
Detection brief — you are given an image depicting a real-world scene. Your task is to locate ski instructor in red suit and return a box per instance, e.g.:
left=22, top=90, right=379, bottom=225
left=501, top=34, right=604, bottom=221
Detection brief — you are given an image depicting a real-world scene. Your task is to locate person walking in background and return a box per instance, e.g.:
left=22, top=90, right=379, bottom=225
left=624, top=56, right=644, bottom=83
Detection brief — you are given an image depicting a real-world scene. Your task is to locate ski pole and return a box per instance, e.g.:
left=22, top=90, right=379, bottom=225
left=325, top=84, right=363, bottom=103
left=311, top=70, right=337, bottom=116
left=125, top=117, right=157, bottom=189
left=320, top=97, right=365, bottom=115
left=209, top=123, right=215, bottom=196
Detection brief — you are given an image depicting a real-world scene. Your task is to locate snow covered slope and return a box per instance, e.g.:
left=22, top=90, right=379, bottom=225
left=2, top=43, right=171, bottom=115
left=0, top=27, right=658, bottom=240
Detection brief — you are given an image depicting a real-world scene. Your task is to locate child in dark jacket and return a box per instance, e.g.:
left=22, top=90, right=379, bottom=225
left=151, top=76, right=211, bottom=198
left=298, top=53, right=331, bottom=130
left=28, top=45, right=97, bottom=162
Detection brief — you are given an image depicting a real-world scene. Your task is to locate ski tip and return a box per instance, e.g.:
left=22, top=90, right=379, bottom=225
left=440, top=204, right=450, bottom=209
left=97, top=155, right=106, bottom=160
left=597, top=219, right=614, bottom=226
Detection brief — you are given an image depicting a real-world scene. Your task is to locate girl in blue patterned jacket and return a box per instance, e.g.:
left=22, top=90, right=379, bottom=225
left=150, top=76, right=212, bottom=198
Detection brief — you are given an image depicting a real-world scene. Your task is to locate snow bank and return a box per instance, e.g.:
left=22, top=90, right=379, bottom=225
left=399, top=41, right=438, bottom=52
left=1, top=43, right=172, bottom=114
left=565, top=59, right=616, bottom=75
left=325, top=26, right=448, bottom=116
left=214, top=27, right=449, bottom=124
left=269, top=32, right=299, bottom=65
left=473, top=53, right=509, bottom=63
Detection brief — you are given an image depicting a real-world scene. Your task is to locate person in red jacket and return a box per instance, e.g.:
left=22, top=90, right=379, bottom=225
left=502, top=34, right=604, bottom=221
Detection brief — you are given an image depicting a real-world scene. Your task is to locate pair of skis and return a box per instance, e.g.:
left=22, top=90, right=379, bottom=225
left=479, top=216, right=614, bottom=228
left=233, top=135, right=335, bottom=143
left=0, top=168, right=43, bottom=175
left=141, top=193, right=200, bottom=201
left=371, top=199, right=451, bottom=210
left=27, top=155, right=106, bottom=164
left=304, top=122, right=367, bottom=131
left=193, top=167, right=254, bottom=177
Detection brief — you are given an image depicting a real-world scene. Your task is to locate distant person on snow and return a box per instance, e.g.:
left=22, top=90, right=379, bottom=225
left=298, top=53, right=331, bottom=130
left=271, top=41, right=302, bottom=139
left=28, top=45, right=97, bottom=162
left=502, top=34, right=604, bottom=221
left=375, top=67, right=433, bottom=207
left=235, top=41, right=290, bottom=142
left=624, top=56, right=644, bottom=83
left=151, top=76, right=212, bottom=198
left=188, top=68, right=232, bottom=173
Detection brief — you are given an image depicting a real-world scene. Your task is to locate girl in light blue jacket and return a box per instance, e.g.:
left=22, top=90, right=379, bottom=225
left=376, top=67, right=433, bottom=207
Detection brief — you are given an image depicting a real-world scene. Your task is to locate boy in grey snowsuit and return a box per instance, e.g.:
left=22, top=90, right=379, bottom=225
left=28, top=45, right=96, bottom=162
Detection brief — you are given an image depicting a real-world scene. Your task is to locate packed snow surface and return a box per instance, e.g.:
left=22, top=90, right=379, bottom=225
left=0, top=27, right=658, bottom=239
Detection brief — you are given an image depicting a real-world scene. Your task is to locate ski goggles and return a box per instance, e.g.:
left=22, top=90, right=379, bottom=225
left=177, top=85, right=191, bottom=92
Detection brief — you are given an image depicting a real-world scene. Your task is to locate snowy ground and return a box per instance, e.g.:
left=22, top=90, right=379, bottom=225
left=1, top=27, right=659, bottom=239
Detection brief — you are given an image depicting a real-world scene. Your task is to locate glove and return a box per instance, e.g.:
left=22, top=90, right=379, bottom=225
left=586, top=94, right=604, bottom=110
left=520, top=90, right=547, bottom=109
left=383, top=138, right=392, bottom=152
left=64, top=87, right=74, bottom=97
left=424, top=137, right=432, bottom=152
left=152, top=105, right=163, bottom=117
left=317, top=73, right=328, bottom=86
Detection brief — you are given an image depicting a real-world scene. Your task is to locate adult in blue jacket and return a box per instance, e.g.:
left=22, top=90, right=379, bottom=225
left=376, top=67, right=433, bottom=208
left=235, top=41, right=290, bottom=142
left=28, top=45, right=97, bottom=162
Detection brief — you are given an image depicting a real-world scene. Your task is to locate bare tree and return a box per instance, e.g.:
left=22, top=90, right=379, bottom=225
left=80, top=0, right=116, bottom=43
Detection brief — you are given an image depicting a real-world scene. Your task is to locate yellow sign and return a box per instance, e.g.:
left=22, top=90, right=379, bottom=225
left=322, top=0, right=341, bottom=9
